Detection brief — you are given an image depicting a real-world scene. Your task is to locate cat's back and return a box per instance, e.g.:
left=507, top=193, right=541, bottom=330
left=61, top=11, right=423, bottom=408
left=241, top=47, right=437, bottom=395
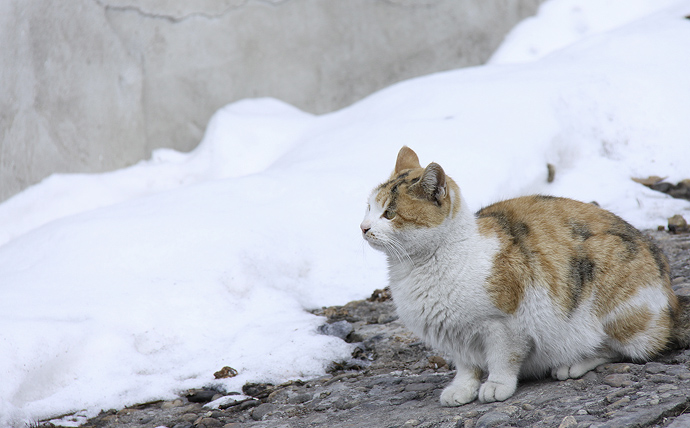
left=475, top=195, right=676, bottom=321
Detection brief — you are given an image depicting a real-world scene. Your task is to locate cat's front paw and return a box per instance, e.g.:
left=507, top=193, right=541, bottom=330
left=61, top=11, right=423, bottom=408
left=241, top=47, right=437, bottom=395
left=440, top=382, right=479, bottom=406
left=478, top=379, right=517, bottom=403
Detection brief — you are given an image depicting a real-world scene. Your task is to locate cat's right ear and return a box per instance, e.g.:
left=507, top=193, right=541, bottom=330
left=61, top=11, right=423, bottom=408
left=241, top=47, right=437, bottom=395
left=394, top=146, right=421, bottom=174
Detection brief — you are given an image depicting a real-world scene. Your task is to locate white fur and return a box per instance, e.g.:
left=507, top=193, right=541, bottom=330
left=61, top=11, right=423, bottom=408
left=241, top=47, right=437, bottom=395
left=361, top=189, right=663, bottom=406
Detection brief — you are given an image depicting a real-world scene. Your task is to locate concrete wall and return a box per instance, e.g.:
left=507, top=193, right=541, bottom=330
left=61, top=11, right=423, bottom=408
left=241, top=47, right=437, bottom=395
left=0, top=0, right=545, bottom=202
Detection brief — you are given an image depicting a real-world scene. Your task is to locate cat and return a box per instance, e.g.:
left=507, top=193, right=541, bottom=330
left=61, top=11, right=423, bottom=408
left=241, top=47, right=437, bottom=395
left=360, top=146, right=690, bottom=406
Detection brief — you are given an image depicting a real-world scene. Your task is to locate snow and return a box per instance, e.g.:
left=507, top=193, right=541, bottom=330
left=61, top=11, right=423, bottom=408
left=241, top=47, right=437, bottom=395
left=2, top=0, right=690, bottom=426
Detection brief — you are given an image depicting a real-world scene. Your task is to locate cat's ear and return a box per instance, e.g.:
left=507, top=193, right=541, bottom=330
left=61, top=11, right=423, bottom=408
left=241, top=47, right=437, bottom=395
left=394, top=146, right=421, bottom=174
left=413, top=162, right=447, bottom=205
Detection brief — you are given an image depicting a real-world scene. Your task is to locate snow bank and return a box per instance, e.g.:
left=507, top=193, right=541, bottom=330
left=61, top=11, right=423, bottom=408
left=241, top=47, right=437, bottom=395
left=1, top=0, right=689, bottom=425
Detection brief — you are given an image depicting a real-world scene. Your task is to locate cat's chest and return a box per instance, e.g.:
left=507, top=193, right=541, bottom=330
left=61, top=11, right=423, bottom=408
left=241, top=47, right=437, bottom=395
left=389, top=249, right=498, bottom=341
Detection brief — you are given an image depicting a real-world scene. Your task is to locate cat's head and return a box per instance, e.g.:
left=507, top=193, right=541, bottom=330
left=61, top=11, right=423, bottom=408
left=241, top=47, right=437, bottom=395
left=361, top=146, right=461, bottom=259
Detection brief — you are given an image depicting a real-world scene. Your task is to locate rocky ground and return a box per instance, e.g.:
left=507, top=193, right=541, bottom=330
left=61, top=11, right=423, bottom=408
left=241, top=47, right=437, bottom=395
left=42, top=229, right=690, bottom=428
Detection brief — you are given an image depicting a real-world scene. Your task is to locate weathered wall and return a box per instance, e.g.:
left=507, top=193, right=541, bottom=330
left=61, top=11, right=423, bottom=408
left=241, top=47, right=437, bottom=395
left=0, top=0, right=545, bottom=202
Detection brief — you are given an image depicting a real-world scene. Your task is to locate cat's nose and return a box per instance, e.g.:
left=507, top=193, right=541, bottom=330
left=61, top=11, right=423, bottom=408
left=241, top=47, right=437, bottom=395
left=360, top=222, right=371, bottom=234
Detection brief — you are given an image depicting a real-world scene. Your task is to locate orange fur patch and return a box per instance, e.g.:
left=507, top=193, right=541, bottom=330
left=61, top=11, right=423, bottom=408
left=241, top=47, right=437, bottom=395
left=476, top=196, right=673, bottom=320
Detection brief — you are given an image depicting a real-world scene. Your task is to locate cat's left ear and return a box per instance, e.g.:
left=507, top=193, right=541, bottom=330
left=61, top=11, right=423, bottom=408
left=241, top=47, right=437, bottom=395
left=413, top=162, right=447, bottom=205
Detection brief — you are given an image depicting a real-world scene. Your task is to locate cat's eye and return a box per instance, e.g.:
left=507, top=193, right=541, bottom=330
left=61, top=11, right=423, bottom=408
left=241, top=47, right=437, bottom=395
left=382, top=209, right=395, bottom=220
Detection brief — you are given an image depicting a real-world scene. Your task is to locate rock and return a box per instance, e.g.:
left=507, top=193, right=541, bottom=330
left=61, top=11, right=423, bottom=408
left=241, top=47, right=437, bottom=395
left=603, top=374, right=633, bottom=387
left=197, top=417, right=223, bottom=427
left=318, top=320, right=354, bottom=340
left=251, top=403, right=277, bottom=421
left=667, top=414, right=690, bottom=428
left=648, top=374, right=675, bottom=384
left=242, top=383, right=275, bottom=399
left=557, top=415, right=577, bottom=428
left=186, top=389, right=219, bottom=403
left=475, top=411, right=511, bottom=428
left=404, top=383, right=434, bottom=392
left=668, top=215, right=689, bottom=234
left=644, top=362, right=667, bottom=374
left=287, top=392, right=313, bottom=404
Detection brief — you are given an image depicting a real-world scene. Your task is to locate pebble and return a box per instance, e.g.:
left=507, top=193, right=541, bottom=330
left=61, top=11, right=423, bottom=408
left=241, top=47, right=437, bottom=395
left=186, top=389, right=218, bottom=403
left=250, top=403, right=276, bottom=421
left=598, top=363, right=631, bottom=373
left=603, top=374, right=633, bottom=387
left=287, top=392, right=313, bottom=404
left=648, top=374, right=675, bottom=383
left=667, top=414, right=690, bottom=428
left=196, top=417, right=222, bottom=427
left=607, top=396, right=631, bottom=409
left=317, top=320, right=353, bottom=340
left=557, top=415, right=577, bottom=428
left=475, top=411, right=511, bottom=428
left=405, top=382, right=434, bottom=392
left=644, top=362, right=667, bottom=374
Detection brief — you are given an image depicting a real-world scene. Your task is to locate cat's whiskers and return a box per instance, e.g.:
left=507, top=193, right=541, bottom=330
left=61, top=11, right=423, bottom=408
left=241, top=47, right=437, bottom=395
left=382, top=236, right=415, bottom=268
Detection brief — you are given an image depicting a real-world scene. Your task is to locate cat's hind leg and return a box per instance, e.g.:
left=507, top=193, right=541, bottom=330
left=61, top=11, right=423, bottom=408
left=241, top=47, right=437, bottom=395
left=551, top=356, right=611, bottom=381
left=440, top=363, right=481, bottom=406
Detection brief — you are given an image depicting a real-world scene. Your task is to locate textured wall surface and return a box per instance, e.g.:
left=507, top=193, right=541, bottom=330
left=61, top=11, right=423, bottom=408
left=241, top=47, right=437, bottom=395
left=0, top=0, right=544, bottom=202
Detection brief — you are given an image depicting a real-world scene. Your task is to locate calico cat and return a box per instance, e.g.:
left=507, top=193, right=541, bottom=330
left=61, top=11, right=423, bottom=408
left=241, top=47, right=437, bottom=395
left=361, top=146, right=689, bottom=406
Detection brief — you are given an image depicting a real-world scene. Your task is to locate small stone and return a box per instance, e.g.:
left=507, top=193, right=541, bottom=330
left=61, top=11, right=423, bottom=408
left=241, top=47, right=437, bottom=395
left=236, top=399, right=260, bottom=411
left=649, top=374, right=675, bottom=384
left=317, top=320, right=353, bottom=340
left=605, top=386, right=634, bottom=403
left=250, top=403, right=276, bottom=421
left=242, top=383, right=275, bottom=399
left=658, top=384, right=677, bottom=393
left=603, top=374, right=633, bottom=387
left=180, top=413, right=198, bottom=423
left=390, top=391, right=419, bottom=405
left=187, top=389, right=219, bottom=403
left=402, top=419, right=421, bottom=427
left=644, top=362, right=667, bottom=374
left=161, top=399, right=185, bottom=409
left=678, top=372, right=690, bottom=380
left=334, top=396, right=359, bottom=410
left=557, top=415, right=577, bottom=428
left=668, top=214, right=689, bottom=233
left=198, top=417, right=223, bottom=428
left=598, top=363, right=631, bottom=374
left=377, top=313, right=398, bottom=324
left=475, top=411, right=510, bottom=428
left=404, top=382, right=434, bottom=392
left=522, top=403, right=535, bottom=411
left=287, top=392, right=313, bottom=404
left=497, top=405, right=518, bottom=416
left=667, top=414, right=690, bottom=428
left=608, top=396, right=631, bottom=409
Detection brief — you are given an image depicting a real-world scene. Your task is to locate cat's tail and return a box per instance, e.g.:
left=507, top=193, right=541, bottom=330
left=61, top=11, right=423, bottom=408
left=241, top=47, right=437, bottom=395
left=670, top=294, right=690, bottom=349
